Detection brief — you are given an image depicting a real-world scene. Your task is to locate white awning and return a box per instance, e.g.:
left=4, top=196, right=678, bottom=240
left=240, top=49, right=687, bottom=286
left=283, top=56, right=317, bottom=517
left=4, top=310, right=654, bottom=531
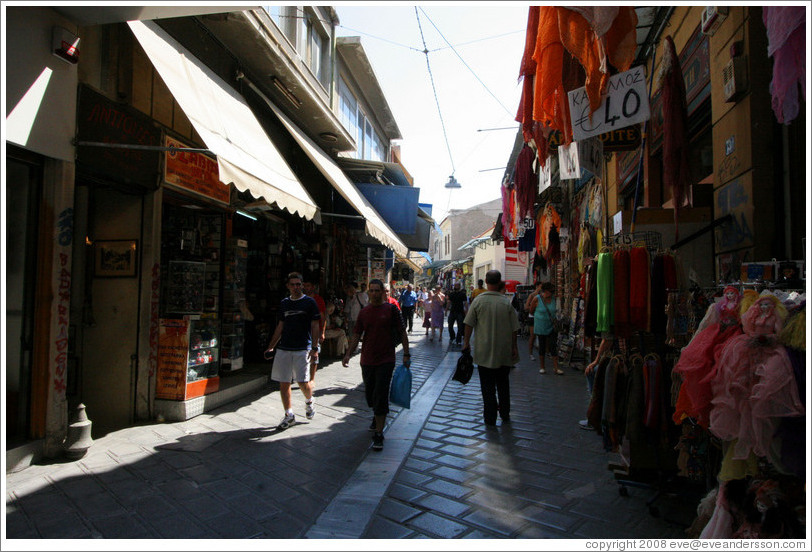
left=254, top=86, right=408, bottom=257
left=128, top=20, right=319, bottom=221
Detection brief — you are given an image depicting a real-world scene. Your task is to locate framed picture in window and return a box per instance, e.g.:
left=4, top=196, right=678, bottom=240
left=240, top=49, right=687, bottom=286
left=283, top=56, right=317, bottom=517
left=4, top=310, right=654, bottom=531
left=94, top=239, right=138, bottom=277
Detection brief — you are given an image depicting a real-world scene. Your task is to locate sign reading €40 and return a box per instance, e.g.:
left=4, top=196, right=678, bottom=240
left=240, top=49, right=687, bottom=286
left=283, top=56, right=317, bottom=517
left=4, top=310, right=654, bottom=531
left=568, top=66, right=651, bottom=142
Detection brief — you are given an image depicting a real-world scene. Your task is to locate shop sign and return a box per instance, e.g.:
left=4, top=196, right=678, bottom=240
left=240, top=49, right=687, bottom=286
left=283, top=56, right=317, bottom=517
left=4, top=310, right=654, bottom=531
left=568, top=66, right=651, bottom=142
left=76, top=85, right=161, bottom=189
left=164, top=136, right=230, bottom=204
left=547, top=126, right=641, bottom=152
left=155, top=318, right=189, bottom=400
left=558, top=142, right=580, bottom=180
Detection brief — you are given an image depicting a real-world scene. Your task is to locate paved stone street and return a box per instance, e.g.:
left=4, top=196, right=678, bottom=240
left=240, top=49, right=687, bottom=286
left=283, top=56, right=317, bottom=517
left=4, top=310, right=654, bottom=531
left=5, top=329, right=697, bottom=541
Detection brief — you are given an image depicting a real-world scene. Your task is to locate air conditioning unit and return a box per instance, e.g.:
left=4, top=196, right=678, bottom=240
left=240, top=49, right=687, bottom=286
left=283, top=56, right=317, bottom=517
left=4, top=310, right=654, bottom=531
left=701, top=6, right=728, bottom=36
left=723, top=56, right=748, bottom=102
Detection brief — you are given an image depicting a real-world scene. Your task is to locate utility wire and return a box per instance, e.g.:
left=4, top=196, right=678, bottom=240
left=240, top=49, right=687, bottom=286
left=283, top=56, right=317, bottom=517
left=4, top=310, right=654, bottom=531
left=419, top=7, right=515, bottom=118
left=415, top=7, right=456, bottom=177
left=336, top=25, right=425, bottom=53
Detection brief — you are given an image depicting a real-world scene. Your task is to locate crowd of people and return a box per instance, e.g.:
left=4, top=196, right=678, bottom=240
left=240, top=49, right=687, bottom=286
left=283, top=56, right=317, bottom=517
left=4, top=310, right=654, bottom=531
left=265, top=270, right=567, bottom=450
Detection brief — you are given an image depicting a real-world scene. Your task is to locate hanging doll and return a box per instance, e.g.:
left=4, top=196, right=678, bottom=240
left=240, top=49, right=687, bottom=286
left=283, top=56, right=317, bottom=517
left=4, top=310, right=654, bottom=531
left=672, top=286, right=743, bottom=428
left=709, top=293, right=804, bottom=464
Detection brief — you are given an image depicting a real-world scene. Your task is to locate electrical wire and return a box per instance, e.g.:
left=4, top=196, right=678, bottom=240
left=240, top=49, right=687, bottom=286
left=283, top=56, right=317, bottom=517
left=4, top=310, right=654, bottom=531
left=418, top=7, right=515, bottom=118
left=415, top=7, right=456, bottom=178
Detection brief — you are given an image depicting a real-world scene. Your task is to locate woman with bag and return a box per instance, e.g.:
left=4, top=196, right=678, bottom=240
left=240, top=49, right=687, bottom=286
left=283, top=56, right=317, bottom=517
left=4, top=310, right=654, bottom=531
left=527, top=282, right=563, bottom=375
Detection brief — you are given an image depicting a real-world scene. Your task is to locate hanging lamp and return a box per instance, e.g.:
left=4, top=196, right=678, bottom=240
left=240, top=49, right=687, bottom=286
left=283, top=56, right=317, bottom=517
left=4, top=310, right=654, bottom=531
left=444, top=175, right=461, bottom=189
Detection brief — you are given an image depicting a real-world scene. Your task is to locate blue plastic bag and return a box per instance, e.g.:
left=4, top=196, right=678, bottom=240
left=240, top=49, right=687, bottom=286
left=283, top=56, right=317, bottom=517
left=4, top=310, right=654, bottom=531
left=389, top=363, right=412, bottom=409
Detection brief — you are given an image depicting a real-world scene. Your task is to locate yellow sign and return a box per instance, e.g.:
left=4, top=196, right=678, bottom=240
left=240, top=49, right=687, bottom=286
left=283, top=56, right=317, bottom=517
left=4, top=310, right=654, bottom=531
left=155, top=318, right=189, bottom=400
left=164, top=136, right=230, bottom=204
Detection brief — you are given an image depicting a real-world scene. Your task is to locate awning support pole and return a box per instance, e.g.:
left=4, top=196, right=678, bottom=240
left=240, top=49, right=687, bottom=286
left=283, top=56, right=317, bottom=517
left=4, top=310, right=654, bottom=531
left=73, top=140, right=214, bottom=154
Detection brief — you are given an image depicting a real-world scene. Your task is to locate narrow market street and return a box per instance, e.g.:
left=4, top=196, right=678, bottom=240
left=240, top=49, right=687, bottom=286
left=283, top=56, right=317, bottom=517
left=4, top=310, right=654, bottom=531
left=6, top=330, right=695, bottom=540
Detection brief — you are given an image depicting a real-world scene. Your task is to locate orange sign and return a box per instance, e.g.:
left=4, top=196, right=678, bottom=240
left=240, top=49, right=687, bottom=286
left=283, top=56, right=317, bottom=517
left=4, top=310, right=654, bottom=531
left=164, top=136, right=230, bottom=204
left=155, top=318, right=190, bottom=400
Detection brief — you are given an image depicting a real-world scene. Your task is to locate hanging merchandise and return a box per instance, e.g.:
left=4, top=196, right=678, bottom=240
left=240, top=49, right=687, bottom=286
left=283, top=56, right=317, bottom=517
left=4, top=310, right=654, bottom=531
left=516, top=7, right=638, bottom=144
left=763, top=6, right=806, bottom=124
left=628, top=246, right=651, bottom=332
left=775, top=303, right=806, bottom=478
left=658, top=36, right=691, bottom=242
left=595, top=250, right=614, bottom=333
left=672, top=287, right=743, bottom=429
left=501, top=180, right=514, bottom=242
left=514, top=144, right=537, bottom=219
left=546, top=224, right=561, bottom=265
left=612, top=249, right=631, bottom=338
left=709, top=293, right=803, bottom=467
left=649, top=252, right=677, bottom=335
left=536, top=203, right=561, bottom=258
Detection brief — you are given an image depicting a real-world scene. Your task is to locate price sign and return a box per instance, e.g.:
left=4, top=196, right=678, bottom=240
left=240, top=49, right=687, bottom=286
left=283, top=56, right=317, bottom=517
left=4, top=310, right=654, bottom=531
left=539, top=154, right=552, bottom=193
left=558, top=142, right=580, bottom=180
left=568, top=66, right=651, bottom=142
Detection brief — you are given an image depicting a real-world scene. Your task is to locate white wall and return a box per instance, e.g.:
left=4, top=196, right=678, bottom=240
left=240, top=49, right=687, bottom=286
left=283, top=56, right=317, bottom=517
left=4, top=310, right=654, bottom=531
left=5, top=7, right=78, bottom=162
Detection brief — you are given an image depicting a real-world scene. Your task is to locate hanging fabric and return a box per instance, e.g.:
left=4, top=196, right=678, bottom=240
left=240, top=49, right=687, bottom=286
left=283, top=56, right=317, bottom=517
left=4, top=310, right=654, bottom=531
left=628, top=246, right=650, bottom=331
left=595, top=250, right=614, bottom=333
left=558, top=7, right=638, bottom=113
left=612, top=249, right=631, bottom=338
left=659, top=35, right=691, bottom=242
left=763, top=6, right=806, bottom=124
left=514, top=144, right=537, bottom=219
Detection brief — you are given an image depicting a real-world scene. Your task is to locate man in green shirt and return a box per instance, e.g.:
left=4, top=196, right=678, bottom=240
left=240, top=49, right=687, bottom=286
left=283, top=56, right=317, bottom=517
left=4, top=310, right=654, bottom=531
left=462, top=270, right=520, bottom=427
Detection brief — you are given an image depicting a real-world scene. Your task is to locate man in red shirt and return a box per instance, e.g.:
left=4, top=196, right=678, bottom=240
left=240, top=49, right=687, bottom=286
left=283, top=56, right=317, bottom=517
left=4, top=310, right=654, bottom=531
left=342, top=279, right=410, bottom=451
left=303, top=278, right=326, bottom=383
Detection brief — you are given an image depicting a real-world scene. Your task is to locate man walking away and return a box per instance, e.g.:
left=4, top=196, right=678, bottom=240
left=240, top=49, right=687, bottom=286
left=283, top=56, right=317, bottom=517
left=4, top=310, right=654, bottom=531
left=462, top=270, right=519, bottom=427
left=446, top=282, right=468, bottom=346
left=342, top=279, right=411, bottom=451
left=265, top=272, right=321, bottom=429
left=399, top=284, right=418, bottom=332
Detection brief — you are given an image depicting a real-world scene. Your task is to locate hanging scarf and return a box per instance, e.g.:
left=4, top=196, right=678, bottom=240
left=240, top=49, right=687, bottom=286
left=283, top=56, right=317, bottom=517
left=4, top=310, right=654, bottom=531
left=514, top=144, right=537, bottom=219
left=612, top=249, right=631, bottom=338
left=558, top=7, right=638, bottom=113
left=596, top=251, right=614, bottom=333
left=763, top=7, right=806, bottom=124
left=546, top=224, right=561, bottom=265
left=628, top=246, right=650, bottom=331
left=659, top=35, right=691, bottom=242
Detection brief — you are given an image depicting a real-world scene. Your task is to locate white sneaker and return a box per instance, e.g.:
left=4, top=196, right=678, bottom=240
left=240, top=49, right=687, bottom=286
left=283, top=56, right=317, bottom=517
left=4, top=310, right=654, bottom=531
left=278, top=412, right=296, bottom=429
left=539, top=368, right=546, bottom=374
left=579, top=419, right=594, bottom=431
left=305, top=401, right=315, bottom=420
left=529, top=354, right=536, bottom=361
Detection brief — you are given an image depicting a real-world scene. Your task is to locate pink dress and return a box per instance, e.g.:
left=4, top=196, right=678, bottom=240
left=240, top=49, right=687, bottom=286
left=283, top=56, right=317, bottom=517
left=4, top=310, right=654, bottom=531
left=429, top=295, right=445, bottom=328
left=709, top=297, right=804, bottom=462
left=673, top=295, right=742, bottom=428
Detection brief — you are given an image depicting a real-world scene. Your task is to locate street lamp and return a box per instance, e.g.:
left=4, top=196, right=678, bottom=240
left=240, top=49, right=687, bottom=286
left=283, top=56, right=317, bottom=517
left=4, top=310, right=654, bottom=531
left=444, top=175, right=461, bottom=189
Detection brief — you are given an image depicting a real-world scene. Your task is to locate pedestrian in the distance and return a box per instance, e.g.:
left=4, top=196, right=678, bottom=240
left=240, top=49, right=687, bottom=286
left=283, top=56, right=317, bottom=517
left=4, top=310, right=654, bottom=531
left=342, top=279, right=411, bottom=451
left=343, top=282, right=368, bottom=341
left=446, top=282, right=468, bottom=346
left=462, top=270, right=519, bottom=427
left=428, top=285, right=446, bottom=342
left=265, top=272, right=321, bottom=429
left=527, top=282, right=563, bottom=375
left=398, top=284, right=418, bottom=332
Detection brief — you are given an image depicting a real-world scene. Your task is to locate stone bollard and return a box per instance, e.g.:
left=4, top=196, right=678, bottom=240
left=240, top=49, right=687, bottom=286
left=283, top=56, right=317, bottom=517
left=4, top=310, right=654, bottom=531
left=64, top=403, right=93, bottom=459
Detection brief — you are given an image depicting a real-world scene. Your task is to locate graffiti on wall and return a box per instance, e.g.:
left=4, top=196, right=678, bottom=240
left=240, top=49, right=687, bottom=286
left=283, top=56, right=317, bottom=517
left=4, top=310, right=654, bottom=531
left=53, top=252, right=71, bottom=394
left=149, top=263, right=160, bottom=377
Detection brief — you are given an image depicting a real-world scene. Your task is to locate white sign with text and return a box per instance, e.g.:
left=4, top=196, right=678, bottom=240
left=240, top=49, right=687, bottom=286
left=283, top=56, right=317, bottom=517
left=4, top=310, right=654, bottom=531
left=539, top=154, right=552, bottom=193
left=558, top=142, right=580, bottom=180
left=568, top=65, right=651, bottom=142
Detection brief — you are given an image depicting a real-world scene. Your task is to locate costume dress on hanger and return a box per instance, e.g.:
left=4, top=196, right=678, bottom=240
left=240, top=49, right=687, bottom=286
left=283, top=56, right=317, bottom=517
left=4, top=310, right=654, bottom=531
left=672, top=287, right=742, bottom=428
left=709, top=295, right=804, bottom=463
